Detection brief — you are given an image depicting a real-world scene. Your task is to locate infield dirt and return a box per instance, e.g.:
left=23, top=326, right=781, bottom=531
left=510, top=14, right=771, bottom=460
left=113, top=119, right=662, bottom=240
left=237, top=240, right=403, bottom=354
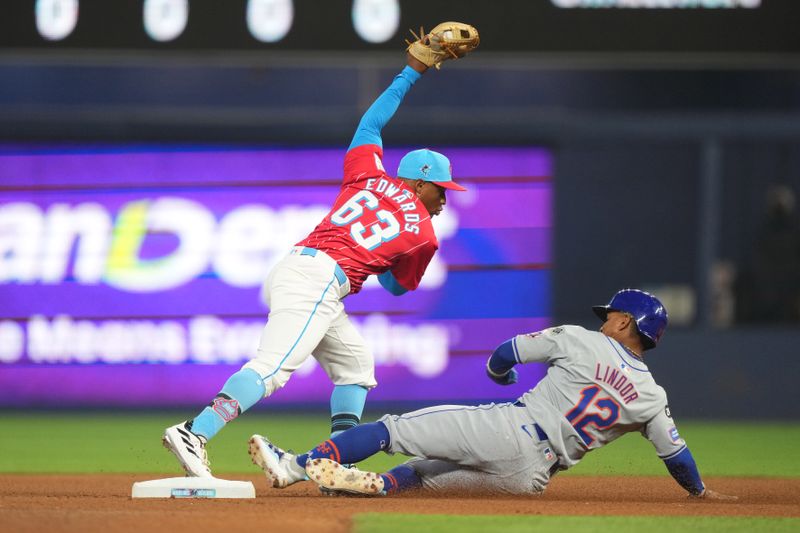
left=1, top=475, right=797, bottom=533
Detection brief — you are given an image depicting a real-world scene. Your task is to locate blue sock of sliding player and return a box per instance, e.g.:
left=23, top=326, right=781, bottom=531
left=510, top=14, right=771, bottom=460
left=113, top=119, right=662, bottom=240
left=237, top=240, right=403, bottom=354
left=189, top=368, right=266, bottom=441
left=296, top=421, right=390, bottom=468
left=381, top=464, right=422, bottom=494
left=330, top=384, right=368, bottom=437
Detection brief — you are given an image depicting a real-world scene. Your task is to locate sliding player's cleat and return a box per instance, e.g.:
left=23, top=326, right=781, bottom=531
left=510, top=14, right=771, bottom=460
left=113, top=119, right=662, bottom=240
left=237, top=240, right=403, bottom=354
left=306, top=458, right=385, bottom=496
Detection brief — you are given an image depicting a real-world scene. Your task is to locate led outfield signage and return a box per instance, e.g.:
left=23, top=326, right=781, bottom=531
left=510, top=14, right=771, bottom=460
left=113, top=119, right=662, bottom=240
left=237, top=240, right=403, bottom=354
left=0, top=144, right=552, bottom=407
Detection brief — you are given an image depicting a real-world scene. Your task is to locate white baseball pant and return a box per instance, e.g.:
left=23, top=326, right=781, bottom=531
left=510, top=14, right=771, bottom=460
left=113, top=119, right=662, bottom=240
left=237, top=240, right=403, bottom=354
left=243, top=246, right=377, bottom=396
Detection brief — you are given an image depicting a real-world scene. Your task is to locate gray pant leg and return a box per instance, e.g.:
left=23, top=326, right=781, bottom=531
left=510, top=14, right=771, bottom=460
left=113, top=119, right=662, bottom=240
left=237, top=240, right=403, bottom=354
left=380, top=403, right=556, bottom=495
left=404, top=458, right=545, bottom=495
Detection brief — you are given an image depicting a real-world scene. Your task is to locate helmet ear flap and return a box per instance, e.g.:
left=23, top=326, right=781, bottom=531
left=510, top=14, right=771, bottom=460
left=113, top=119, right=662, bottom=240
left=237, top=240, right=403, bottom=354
left=637, top=326, right=657, bottom=350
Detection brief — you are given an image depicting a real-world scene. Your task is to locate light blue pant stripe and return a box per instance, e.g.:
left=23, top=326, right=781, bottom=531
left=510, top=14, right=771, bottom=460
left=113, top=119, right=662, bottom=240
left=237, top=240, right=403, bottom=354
left=264, top=275, right=336, bottom=380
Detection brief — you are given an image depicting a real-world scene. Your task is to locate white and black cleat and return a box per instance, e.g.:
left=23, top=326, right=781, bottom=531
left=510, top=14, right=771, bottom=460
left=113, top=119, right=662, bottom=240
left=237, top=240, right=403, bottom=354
left=162, top=421, right=212, bottom=478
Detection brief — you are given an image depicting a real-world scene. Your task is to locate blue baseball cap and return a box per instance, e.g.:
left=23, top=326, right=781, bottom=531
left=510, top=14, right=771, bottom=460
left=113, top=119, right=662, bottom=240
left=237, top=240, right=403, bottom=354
left=396, top=149, right=466, bottom=191
left=593, top=289, right=668, bottom=350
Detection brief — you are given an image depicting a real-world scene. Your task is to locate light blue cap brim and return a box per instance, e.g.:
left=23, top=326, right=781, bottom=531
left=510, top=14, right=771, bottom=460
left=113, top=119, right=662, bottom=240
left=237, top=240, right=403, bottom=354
left=396, top=149, right=466, bottom=191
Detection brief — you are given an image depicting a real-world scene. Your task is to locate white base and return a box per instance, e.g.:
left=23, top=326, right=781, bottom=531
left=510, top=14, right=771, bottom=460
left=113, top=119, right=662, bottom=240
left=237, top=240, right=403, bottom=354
left=131, top=477, right=256, bottom=499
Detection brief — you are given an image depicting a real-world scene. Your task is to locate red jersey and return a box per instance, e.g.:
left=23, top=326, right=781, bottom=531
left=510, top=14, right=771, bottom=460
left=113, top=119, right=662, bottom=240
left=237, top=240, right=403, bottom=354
left=298, top=144, right=438, bottom=294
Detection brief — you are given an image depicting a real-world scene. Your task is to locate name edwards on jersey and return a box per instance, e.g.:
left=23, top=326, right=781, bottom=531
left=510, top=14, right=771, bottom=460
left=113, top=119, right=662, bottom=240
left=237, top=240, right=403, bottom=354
left=594, top=363, right=640, bottom=405
left=364, top=177, right=424, bottom=234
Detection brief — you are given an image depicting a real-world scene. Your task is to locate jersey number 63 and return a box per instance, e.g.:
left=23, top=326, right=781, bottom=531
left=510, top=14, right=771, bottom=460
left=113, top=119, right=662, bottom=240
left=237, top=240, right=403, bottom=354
left=331, top=190, right=401, bottom=251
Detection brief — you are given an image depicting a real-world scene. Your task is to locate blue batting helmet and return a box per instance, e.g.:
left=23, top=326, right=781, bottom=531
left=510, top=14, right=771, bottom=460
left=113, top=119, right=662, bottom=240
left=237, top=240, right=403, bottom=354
left=592, top=289, right=668, bottom=350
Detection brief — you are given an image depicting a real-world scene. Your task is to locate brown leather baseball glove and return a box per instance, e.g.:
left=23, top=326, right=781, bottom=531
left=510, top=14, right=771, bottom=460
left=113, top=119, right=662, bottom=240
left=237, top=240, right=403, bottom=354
left=406, top=21, right=480, bottom=70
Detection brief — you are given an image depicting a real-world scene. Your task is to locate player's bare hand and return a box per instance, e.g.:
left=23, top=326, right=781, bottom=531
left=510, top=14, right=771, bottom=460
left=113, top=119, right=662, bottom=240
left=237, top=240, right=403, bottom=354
left=691, top=488, right=738, bottom=501
left=406, top=53, right=429, bottom=74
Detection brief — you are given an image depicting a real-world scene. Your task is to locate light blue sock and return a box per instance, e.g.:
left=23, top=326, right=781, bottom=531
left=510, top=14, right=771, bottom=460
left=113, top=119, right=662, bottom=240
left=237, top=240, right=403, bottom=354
left=191, top=368, right=266, bottom=441
left=330, top=384, right=368, bottom=437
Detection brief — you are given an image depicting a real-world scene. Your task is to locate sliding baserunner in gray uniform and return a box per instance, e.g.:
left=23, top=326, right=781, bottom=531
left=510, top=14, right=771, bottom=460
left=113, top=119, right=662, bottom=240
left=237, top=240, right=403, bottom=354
left=250, top=289, right=735, bottom=500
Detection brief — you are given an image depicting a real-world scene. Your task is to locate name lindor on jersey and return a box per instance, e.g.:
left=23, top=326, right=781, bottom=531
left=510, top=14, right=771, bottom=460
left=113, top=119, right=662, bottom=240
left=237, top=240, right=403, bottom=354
left=594, top=363, right=640, bottom=405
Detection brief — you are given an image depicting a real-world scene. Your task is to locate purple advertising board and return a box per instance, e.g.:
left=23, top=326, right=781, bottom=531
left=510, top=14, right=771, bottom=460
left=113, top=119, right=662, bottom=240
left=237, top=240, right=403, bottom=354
left=0, top=144, right=552, bottom=407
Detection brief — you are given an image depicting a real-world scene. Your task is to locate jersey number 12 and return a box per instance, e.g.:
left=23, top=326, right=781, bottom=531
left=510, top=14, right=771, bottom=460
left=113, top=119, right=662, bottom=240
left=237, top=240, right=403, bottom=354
left=565, top=384, right=621, bottom=446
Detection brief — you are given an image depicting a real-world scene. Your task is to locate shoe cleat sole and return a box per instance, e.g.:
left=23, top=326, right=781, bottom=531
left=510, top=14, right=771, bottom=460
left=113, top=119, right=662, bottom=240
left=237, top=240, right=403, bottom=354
left=306, top=458, right=383, bottom=496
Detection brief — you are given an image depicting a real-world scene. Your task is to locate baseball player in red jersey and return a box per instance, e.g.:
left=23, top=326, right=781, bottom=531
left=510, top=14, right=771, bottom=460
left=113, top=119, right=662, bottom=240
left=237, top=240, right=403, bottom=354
left=162, top=51, right=468, bottom=480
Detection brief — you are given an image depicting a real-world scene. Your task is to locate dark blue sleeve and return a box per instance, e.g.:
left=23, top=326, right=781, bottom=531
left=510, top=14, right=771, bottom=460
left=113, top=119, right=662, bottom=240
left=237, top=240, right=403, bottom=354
left=487, top=338, right=518, bottom=375
left=348, top=66, right=422, bottom=150
left=377, top=271, right=408, bottom=296
left=662, top=446, right=705, bottom=496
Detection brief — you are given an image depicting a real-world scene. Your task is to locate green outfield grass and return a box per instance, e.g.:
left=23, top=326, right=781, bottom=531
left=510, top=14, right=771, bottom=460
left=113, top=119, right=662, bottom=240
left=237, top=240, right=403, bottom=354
left=354, top=515, right=800, bottom=533
left=0, top=411, right=798, bottom=477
